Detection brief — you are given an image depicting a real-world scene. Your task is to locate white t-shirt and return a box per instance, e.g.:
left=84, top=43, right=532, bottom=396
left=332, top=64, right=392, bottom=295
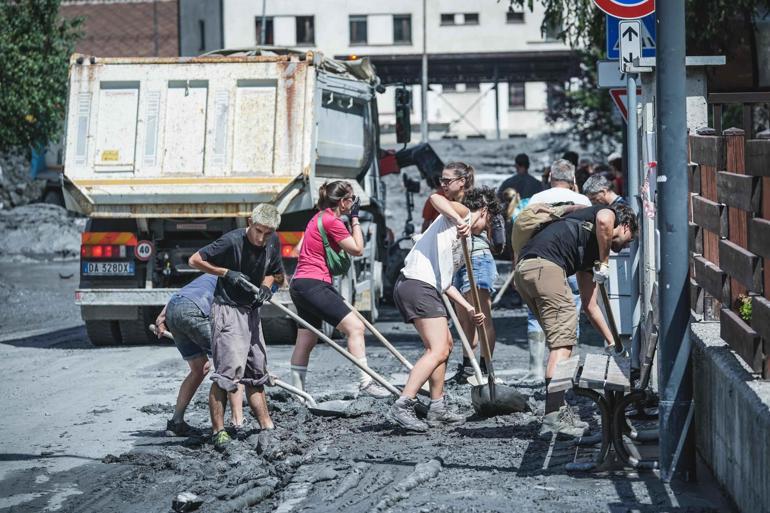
left=402, top=214, right=468, bottom=291
left=529, top=187, right=592, bottom=206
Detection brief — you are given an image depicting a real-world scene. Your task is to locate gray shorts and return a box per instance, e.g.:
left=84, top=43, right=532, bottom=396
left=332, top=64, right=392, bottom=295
left=210, top=301, right=268, bottom=392
left=165, top=295, right=211, bottom=360
left=393, top=276, right=448, bottom=324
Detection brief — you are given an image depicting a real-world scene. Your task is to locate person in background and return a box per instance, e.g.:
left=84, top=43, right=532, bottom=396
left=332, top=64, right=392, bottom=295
left=562, top=151, right=579, bottom=169
left=582, top=174, right=628, bottom=207
left=575, top=158, right=593, bottom=193
left=497, top=153, right=543, bottom=201
left=520, top=159, right=592, bottom=382
left=288, top=180, right=391, bottom=399
left=608, top=152, right=624, bottom=197
left=421, top=180, right=446, bottom=232
left=155, top=274, right=244, bottom=437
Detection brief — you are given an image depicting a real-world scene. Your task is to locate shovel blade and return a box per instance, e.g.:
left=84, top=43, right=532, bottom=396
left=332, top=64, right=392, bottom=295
left=471, top=384, right=530, bottom=416
left=307, top=399, right=358, bottom=418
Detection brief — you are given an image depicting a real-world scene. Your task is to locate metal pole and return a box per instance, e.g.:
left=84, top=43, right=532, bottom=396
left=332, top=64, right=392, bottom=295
left=494, top=65, right=501, bottom=140
left=420, top=0, right=429, bottom=142
left=626, top=73, right=641, bottom=377
left=656, top=1, right=695, bottom=482
left=260, top=0, right=267, bottom=45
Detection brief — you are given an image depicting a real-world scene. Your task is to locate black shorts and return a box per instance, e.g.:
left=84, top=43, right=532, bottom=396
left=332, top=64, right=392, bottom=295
left=393, top=276, right=448, bottom=324
left=289, top=278, right=352, bottom=330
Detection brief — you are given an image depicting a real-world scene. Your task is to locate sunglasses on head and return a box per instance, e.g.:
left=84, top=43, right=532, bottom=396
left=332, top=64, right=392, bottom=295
left=344, top=194, right=358, bottom=203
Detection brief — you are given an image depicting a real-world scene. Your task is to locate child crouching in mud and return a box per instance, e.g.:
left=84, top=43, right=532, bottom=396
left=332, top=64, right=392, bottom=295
left=389, top=186, right=502, bottom=432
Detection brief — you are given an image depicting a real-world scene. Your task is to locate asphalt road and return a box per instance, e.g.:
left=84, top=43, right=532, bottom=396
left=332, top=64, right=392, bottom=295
left=0, top=260, right=734, bottom=513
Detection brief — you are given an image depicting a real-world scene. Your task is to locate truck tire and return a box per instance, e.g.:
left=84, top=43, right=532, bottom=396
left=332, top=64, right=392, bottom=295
left=261, top=317, right=297, bottom=345
left=86, top=320, right=123, bottom=347
left=119, top=320, right=156, bottom=345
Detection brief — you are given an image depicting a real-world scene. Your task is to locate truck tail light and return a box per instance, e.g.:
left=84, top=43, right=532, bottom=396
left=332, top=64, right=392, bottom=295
left=277, top=231, right=303, bottom=259
left=81, top=232, right=137, bottom=260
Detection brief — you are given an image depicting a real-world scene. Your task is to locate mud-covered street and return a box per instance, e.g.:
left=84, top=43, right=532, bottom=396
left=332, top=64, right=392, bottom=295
left=0, top=260, right=732, bottom=513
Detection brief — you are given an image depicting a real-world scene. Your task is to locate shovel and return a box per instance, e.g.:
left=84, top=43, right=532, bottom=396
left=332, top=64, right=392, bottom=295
left=491, top=271, right=515, bottom=308
left=459, top=238, right=530, bottom=416
left=149, top=324, right=359, bottom=417
left=341, top=298, right=430, bottom=394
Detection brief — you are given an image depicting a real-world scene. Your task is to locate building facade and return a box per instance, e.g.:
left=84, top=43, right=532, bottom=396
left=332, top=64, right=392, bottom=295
left=222, top=0, right=577, bottom=139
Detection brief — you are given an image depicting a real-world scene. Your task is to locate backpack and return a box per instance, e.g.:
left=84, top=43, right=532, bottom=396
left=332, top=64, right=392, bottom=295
left=317, top=213, right=351, bottom=276
left=511, top=202, right=591, bottom=257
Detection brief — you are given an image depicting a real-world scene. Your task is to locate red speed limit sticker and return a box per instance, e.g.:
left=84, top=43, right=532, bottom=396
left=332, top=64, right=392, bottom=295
left=135, top=240, right=154, bottom=261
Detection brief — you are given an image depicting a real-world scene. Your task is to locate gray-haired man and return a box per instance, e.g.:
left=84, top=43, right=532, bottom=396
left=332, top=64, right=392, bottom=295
left=189, top=204, right=283, bottom=451
left=582, top=174, right=627, bottom=207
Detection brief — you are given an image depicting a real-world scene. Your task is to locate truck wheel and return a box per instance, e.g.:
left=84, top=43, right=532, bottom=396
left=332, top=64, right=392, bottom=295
left=85, top=320, right=123, bottom=347
left=119, top=320, right=155, bottom=345
left=262, top=318, right=297, bottom=345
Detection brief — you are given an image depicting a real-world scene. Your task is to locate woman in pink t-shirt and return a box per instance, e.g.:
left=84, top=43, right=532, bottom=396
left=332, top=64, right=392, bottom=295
left=288, top=181, right=390, bottom=398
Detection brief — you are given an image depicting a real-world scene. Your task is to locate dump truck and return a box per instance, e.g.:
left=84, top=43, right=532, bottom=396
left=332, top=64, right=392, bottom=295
left=64, top=49, right=388, bottom=345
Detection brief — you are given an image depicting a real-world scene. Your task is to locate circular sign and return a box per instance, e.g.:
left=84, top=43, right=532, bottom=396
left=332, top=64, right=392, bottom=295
left=593, top=0, right=655, bottom=19
left=135, top=240, right=154, bottom=261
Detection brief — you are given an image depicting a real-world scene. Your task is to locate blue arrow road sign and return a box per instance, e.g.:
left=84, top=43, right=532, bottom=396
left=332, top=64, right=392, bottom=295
left=606, top=13, right=655, bottom=59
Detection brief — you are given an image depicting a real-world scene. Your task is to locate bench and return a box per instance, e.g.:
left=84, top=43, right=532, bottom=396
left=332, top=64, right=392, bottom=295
left=551, top=311, right=660, bottom=471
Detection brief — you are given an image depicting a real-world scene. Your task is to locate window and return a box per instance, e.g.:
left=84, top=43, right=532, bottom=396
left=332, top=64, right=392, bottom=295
left=296, top=16, right=315, bottom=46
left=464, top=83, right=480, bottom=92
left=509, top=82, right=525, bottom=110
left=349, top=15, right=367, bottom=45
left=542, top=15, right=562, bottom=40
left=442, top=83, right=457, bottom=92
left=441, top=13, right=479, bottom=25
left=198, top=20, right=205, bottom=51
left=393, top=14, right=412, bottom=44
left=506, top=10, right=524, bottom=23
left=255, top=16, right=274, bottom=45
left=440, top=13, right=455, bottom=25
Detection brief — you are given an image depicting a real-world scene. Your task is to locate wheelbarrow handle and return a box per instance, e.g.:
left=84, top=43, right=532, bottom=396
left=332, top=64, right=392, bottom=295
left=266, top=298, right=401, bottom=398
left=442, top=293, right=484, bottom=384
left=342, top=299, right=414, bottom=371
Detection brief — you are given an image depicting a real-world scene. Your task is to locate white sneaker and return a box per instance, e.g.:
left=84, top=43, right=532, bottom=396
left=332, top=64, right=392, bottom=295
left=358, top=380, right=391, bottom=399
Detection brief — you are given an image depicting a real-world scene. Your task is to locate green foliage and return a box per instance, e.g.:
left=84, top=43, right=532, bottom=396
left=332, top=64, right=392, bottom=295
left=506, top=0, right=770, bottom=149
left=0, top=1, right=82, bottom=152
left=737, top=295, right=752, bottom=323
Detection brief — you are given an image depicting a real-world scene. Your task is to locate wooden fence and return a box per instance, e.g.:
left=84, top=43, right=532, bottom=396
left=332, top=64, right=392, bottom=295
left=689, top=106, right=770, bottom=378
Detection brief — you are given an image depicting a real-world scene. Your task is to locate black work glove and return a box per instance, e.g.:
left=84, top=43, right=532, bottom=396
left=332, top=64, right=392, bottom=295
left=349, top=196, right=361, bottom=218
left=223, top=270, right=249, bottom=288
left=490, top=214, right=506, bottom=255
left=251, top=285, right=273, bottom=307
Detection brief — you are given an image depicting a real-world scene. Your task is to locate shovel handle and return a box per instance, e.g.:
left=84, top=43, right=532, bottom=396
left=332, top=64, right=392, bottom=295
left=460, top=238, right=495, bottom=374
left=491, top=272, right=514, bottom=308
left=149, top=324, right=174, bottom=340
left=270, top=378, right=318, bottom=408
left=442, top=293, right=484, bottom=384
left=342, top=298, right=414, bottom=370
left=267, top=299, right=401, bottom=398
left=598, top=282, right=623, bottom=352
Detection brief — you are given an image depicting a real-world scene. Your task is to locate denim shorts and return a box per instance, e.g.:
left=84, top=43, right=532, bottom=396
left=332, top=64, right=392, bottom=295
left=453, top=251, right=499, bottom=294
left=165, top=295, right=212, bottom=360
left=527, top=273, right=581, bottom=339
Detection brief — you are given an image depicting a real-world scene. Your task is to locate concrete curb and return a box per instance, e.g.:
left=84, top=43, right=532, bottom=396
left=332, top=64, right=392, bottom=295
left=691, top=321, right=770, bottom=513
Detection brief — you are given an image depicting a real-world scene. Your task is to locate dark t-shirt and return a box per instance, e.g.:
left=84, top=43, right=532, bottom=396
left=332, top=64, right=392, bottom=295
left=519, top=205, right=615, bottom=276
left=497, top=173, right=543, bottom=200
left=198, top=228, right=283, bottom=307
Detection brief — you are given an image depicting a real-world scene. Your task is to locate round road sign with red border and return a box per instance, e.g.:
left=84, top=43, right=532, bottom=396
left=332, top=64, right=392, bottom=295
left=593, top=0, right=655, bottom=19
left=135, top=240, right=154, bottom=261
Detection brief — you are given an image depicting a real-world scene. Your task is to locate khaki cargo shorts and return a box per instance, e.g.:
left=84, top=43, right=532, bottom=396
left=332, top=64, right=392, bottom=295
left=513, top=257, right=578, bottom=350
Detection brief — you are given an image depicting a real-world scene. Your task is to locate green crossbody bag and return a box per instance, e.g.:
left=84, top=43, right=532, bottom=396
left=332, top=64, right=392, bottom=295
left=317, top=213, right=351, bottom=276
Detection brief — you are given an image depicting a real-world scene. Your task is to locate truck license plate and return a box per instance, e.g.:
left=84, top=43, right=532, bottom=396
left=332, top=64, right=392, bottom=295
left=82, top=261, right=135, bottom=276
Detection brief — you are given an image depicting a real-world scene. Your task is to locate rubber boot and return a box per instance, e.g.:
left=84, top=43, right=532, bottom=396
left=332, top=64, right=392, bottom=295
left=527, top=331, right=546, bottom=382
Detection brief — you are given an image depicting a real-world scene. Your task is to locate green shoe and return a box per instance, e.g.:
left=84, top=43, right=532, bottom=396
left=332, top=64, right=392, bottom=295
left=211, top=430, right=232, bottom=452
